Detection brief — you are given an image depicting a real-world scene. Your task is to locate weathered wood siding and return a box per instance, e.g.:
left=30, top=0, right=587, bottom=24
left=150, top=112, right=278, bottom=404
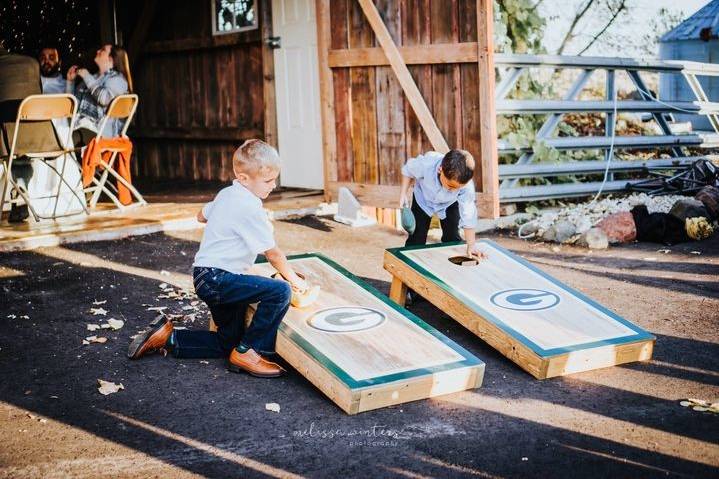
left=120, top=0, right=270, bottom=181
left=328, top=0, right=484, bottom=192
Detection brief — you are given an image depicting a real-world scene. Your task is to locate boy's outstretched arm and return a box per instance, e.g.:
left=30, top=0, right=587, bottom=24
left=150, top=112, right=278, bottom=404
left=399, top=175, right=414, bottom=207
left=264, top=246, right=308, bottom=292
left=464, top=227, right=486, bottom=259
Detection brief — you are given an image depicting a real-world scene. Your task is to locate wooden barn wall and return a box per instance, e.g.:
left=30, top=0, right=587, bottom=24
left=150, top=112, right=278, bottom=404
left=329, top=0, right=483, bottom=192
left=120, top=0, right=268, bottom=181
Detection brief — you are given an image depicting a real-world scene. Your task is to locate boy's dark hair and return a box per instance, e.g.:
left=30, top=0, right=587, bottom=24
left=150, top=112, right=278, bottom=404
left=441, top=149, right=475, bottom=184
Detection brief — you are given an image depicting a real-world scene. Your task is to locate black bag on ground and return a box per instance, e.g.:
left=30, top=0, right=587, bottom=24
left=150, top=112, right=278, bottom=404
left=630, top=205, right=689, bottom=245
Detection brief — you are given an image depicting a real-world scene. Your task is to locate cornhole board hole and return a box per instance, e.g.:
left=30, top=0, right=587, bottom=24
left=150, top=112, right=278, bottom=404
left=240, top=254, right=484, bottom=415
left=383, top=240, right=655, bottom=379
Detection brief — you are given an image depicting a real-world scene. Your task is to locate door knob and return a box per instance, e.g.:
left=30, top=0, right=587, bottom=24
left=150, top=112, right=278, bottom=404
left=266, top=36, right=281, bottom=49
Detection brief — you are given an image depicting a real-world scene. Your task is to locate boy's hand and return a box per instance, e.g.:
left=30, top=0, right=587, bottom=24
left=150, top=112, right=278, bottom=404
left=290, top=276, right=309, bottom=294
left=196, top=210, right=207, bottom=223
left=399, top=194, right=410, bottom=208
left=467, top=244, right=487, bottom=260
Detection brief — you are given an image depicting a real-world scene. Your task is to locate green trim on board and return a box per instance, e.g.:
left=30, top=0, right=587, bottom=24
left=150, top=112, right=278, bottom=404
left=386, top=240, right=655, bottom=358
left=255, top=253, right=484, bottom=390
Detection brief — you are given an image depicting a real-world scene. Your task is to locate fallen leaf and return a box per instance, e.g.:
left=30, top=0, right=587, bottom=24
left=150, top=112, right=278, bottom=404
left=200, top=360, right=209, bottom=364
left=93, top=300, right=107, bottom=305
left=97, top=379, right=124, bottom=396
left=87, top=324, right=101, bottom=331
left=159, top=283, right=169, bottom=289
left=690, top=251, right=701, bottom=255
left=6, top=314, right=16, bottom=319
left=84, top=335, right=108, bottom=344
left=147, top=306, right=167, bottom=312
left=265, top=403, right=281, bottom=413
left=657, top=249, right=671, bottom=254
left=90, top=307, right=108, bottom=316
left=20, top=315, right=29, bottom=319
left=100, top=318, right=124, bottom=330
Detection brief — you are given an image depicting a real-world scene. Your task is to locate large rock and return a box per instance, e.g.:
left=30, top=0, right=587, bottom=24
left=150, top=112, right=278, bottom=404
left=553, top=220, right=576, bottom=243
left=578, top=228, right=609, bottom=249
left=596, top=211, right=637, bottom=244
left=668, top=199, right=709, bottom=223
left=695, top=186, right=719, bottom=220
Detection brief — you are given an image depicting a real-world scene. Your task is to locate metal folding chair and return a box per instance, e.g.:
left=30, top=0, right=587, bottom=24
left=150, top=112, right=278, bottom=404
left=84, top=94, right=146, bottom=209
left=0, top=94, right=89, bottom=221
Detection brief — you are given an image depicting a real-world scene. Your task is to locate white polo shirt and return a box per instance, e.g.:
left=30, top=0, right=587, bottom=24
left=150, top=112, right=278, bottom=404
left=193, top=181, right=275, bottom=275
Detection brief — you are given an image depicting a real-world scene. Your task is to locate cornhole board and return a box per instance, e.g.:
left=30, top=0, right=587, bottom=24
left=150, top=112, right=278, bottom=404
left=235, top=254, right=484, bottom=414
left=383, top=240, right=655, bottom=379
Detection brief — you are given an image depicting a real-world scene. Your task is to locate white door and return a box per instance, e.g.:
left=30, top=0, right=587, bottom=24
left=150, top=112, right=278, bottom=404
left=271, top=0, right=323, bottom=189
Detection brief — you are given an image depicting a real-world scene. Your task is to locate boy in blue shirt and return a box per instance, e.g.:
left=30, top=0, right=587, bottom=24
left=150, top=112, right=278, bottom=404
left=128, top=139, right=307, bottom=378
left=399, top=149, right=484, bottom=258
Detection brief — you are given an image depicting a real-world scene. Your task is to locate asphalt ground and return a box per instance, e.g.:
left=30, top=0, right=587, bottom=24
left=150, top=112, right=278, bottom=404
left=0, top=216, right=717, bottom=478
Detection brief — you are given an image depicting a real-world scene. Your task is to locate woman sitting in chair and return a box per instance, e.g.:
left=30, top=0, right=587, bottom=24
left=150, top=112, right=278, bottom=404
left=66, top=44, right=132, bottom=146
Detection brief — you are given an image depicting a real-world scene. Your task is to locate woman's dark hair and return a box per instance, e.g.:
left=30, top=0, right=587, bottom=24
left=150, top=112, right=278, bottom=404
left=441, top=149, right=475, bottom=184
left=110, top=45, right=133, bottom=92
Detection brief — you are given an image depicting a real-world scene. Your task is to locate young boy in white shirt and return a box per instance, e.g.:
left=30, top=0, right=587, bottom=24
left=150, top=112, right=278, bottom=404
left=128, top=139, right=307, bottom=378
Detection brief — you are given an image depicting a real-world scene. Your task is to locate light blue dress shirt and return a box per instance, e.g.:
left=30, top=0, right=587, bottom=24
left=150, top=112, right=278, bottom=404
left=401, top=151, right=478, bottom=229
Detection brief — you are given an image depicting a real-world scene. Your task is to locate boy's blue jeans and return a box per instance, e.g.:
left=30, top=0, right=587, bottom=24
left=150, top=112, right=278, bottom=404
left=171, top=267, right=291, bottom=359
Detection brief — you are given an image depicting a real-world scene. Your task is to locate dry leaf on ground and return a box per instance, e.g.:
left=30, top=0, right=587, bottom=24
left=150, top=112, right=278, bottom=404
left=97, top=379, right=124, bottom=395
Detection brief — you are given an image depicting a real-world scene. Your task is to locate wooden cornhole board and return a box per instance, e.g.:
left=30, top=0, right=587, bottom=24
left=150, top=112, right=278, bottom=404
left=242, top=254, right=484, bottom=414
left=384, top=240, right=655, bottom=379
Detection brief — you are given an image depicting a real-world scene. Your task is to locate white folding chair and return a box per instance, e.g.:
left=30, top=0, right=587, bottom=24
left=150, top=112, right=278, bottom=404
left=0, top=94, right=89, bottom=221
left=85, top=94, right=146, bottom=209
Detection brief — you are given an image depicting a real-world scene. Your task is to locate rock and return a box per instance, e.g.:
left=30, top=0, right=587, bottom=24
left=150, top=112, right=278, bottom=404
left=579, top=228, right=609, bottom=249
left=669, top=199, right=709, bottom=223
left=596, top=211, right=636, bottom=244
left=695, top=186, right=719, bottom=220
left=541, top=225, right=557, bottom=242
left=553, top=220, right=576, bottom=243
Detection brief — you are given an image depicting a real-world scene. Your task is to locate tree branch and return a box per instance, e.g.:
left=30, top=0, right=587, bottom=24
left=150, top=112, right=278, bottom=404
left=556, top=0, right=596, bottom=55
left=577, top=0, right=627, bottom=56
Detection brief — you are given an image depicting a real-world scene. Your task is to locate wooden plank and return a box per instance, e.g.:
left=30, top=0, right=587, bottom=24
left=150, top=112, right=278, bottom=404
left=329, top=0, right=352, bottom=183
left=458, top=0, right=482, bottom=187
left=401, top=0, right=433, bottom=158
left=131, top=127, right=263, bottom=142
left=328, top=42, right=479, bottom=67
left=143, top=32, right=262, bottom=54
left=476, top=0, right=500, bottom=218
left=261, top=0, right=279, bottom=149
left=327, top=180, right=493, bottom=211
left=127, top=0, right=157, bottom=69
left=431, top=0, right=462, bottom=148
left=357, top=0, right=449, bottom=154
left=375, top=0, right=405, bottom=187
left=349, top=0, right=378, bottom=184
left=316, top=0, right=337, bottom=200
left=248, top=254, right=484, bottom=414
left=384, top=241, right=655, bottom=379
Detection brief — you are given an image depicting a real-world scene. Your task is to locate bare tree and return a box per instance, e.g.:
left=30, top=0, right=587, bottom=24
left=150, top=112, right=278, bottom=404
left=556, top=0, right=596, bottom=55
left=577, top=0, right=628, bottom=55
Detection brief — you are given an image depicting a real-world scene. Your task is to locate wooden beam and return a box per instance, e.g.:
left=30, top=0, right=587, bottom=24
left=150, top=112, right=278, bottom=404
left=127, top=0, right=157, bottom=69
left=477, top=0, right=499, bottom=219
left=315, top=0, right=337, bottom=202
left=357, top=0, right=449, bottom=153
left=328, top=42, right=479, bottom=67
left=131, top=126, right=263, bottom=142
left=143, top=31, right=261, bottom=55
left=260, top=0, right=278, bottom=149
left=327, top=181, right=493, bottom=213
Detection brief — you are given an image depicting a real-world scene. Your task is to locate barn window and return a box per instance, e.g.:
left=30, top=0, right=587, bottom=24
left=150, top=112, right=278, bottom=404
left=212, top=0, right=257, bottom=35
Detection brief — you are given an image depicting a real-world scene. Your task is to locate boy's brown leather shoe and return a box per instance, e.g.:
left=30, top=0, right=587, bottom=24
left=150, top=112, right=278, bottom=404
left=228, top=348, right=286, bottom=378
left=127, top=316, right=173, bottom=359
